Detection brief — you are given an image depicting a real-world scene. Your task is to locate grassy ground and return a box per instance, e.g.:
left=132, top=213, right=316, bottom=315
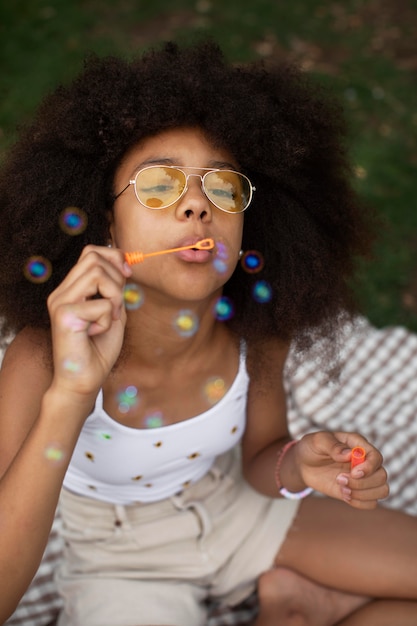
left=1, top=0, right=417, bottom=330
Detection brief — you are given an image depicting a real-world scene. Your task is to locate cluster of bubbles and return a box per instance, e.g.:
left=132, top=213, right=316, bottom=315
left=117, top=385, right=139, bottom=414
left=203, top=376, right=228, bottom=405
left=23, top=207, right=88, bottom=285
left=172, top=309, right=199, bottom=337
left=23, top=256, right=52, bottom=284
left=123, top=284, right=144, bottom=311
left=212, top=240, right=229, bottom=274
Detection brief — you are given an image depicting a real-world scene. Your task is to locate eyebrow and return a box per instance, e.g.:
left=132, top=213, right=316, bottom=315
left=128, top=158, right=239, bottom=177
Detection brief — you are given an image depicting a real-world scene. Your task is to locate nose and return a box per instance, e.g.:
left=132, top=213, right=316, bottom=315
left=175, top=174, right=212, bottom=222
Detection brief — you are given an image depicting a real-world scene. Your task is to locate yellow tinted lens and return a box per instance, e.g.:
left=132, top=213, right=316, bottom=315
left=135, top=166, right=186, bottom=208
left=204, top=171, right=249, bottom=212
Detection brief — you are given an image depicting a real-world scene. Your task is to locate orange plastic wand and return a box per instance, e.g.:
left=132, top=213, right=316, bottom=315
left=125, top=238, right=215, bottom=266
left=351, top=446, right=366, bottom=469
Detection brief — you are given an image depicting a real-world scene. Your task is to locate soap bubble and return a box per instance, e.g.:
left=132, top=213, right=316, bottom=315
left=213, top=296, right=235, bottom=321
left=144, top=410, right=164, bottom=428
left=172, top=309, right=199, bottom=337
left=23, top=256, right=52, bottom=283
left=117, top=385, right=139, bottom=413
left=241, top=250, right=264, bottom=274
left=252, top=280, right=272, bottom=303
left=59, top=207, right=88, bottom=235
left=62, top=355, right=85, bottom=375
left=212, top=240, right=229, bottom=274
left=44, top=444, right=65, bottom=463
left=123, top=284, right=144, bottom=310
left=203, top=376, right=228, bottom=405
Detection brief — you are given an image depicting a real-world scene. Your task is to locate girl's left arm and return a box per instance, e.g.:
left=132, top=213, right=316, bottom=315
left=241, top=339, right=390, bottom=509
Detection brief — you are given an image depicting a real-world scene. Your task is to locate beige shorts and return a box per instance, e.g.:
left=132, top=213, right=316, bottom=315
left=56, top=449, right=299, bottom=626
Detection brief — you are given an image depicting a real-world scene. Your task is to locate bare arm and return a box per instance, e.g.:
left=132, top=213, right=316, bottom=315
left=0, top=245, right=131, bottom=622
left=241, top=339, right=390, bottom=506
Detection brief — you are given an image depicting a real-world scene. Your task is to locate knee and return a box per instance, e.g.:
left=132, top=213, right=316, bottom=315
left=257, top=570, right=310, bottom=626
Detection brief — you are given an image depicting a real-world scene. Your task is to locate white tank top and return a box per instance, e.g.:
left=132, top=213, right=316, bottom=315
left=63, top=350, right=249, bottom=504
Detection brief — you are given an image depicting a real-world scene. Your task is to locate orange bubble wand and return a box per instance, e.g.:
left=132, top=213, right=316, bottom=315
left=125, top=238, right=215, bottom=266
left=351, top=446, right=366, bottom=469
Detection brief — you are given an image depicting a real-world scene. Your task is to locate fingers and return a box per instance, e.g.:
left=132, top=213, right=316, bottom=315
left=337, top=467, right=390, bottom=509
left=48, top=245, right=132, bottom=322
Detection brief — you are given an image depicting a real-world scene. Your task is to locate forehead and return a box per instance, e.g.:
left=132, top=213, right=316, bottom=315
left=116, top=127, right=238, bottom=178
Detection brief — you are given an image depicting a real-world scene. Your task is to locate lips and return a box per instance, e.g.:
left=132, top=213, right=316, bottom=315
left=174, top=236, right=214, bottom=263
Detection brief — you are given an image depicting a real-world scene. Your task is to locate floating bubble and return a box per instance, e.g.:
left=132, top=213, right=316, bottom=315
left=241, top=250, right=264, bottom=274
left=59, top=206, right=88, bottom=236
left=203, top=376, right=228, bottom=405
left=62, top=355, right=85, bottom=374
left=173, top=309, right=199, bottom=337
left=252, top=280, right=272, bottom=303
left=117, top=385, right=139, bottom=413
left=23, top=256, right=52, bottom=284
left=123, top=284, right=144, bottom=310
left=44, top=444, right=65, bottom=463
left=213, top=296, right=235, bottom=321
left=144, top=410, right=164, bottom=428
left=212, top=240, right=229, bottom=274
left=213, top=258, right=228, bottom=274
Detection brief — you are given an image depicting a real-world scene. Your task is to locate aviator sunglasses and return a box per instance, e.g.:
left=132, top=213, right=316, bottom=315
left=114, top=165, right=255, bottom=214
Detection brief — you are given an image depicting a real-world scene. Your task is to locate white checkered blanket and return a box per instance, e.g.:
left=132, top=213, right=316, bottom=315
left=5, top=316, right=417, bottom=625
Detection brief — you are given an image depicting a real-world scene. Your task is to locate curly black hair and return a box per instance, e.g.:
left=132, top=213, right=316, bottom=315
left=0, top=40, right=376, bottom=347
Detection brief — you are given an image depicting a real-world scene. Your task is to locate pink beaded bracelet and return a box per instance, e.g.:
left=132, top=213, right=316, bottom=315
left=275, top=439, right=313, bottom=500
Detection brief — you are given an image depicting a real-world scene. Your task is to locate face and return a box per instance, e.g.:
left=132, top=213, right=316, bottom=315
left=110, top=127, right=244, bottom=305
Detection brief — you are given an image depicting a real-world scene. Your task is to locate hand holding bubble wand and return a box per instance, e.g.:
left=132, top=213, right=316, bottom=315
left=125, top=238, right=215, bottom=266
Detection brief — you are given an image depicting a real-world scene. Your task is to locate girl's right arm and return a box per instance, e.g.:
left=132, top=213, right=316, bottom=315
left=0, top=245, right=131, bottom=622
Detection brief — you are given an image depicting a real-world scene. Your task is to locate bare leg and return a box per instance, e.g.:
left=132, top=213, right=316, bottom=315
left=252, top=497, right=417, bottom=625
left=254, top=568, right=369, bottom=626
left=336, top=600, right=417, bottom=625
left=275, top=498, right=417, bottom=598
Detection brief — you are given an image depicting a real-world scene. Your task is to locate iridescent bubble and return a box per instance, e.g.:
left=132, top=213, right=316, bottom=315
left=212, top=240, right=229, bottom=274
left=172, top=309, right=199, bottom=337
left=62, top=355, right=85, bottom=374
left=213, top=296, right=235, bottom=321
left=144, top=410, right=164, bottom=428
left=59, top=206, right=88, bottom=236
left=241, top=250, right=264, bottom=274
left=213, top=258, right=228, bottom=274
left=44, top=444, right=65, bottom=463
left=23, top=256, right=52, bottom=284
left=117, top=385, right=139, bottom=413
left=203, top=376, right=228, bottom=405
left=123, top=284, right=144, bottom=311
left=252, top=280, right=272, bottom=303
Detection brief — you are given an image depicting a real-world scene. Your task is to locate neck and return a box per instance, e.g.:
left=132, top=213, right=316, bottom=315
left=120, top=290, right=225, bottom=367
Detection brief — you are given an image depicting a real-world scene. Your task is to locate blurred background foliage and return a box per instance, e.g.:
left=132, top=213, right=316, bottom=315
left=1, top=0, right=417, bottom=330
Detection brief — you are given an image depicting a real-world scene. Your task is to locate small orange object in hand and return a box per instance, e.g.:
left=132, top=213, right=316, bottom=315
left=351, top=446, right=366, bottom=469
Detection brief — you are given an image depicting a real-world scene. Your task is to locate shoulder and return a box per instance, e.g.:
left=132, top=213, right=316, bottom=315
left=2, top=327, right=52, bottom=372
left=0, top=328, right=53, bottom=477
left=1, top=327, right=53, bottom=398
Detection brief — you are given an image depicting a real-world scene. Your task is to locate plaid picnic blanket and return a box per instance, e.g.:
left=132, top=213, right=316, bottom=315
left=5, top=315, right=417, bottom=625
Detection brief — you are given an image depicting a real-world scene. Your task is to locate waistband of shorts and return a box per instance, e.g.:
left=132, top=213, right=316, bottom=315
left=60, top=448, right=241, bottom=524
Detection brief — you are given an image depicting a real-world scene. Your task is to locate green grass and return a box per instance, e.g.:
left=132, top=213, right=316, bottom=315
left=1, top=0, right=416, bottom=330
